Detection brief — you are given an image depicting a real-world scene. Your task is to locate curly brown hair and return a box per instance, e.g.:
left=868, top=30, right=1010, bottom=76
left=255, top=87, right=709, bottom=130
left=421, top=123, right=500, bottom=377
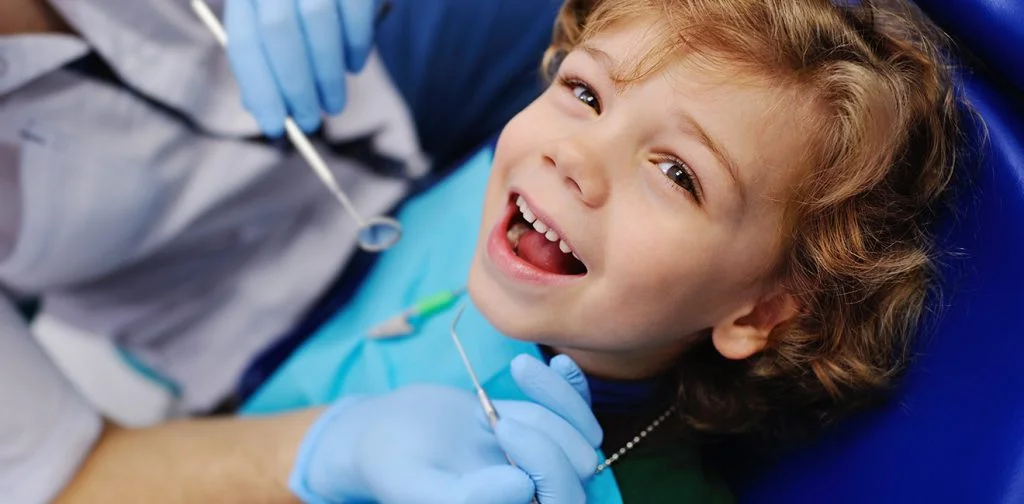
left=544, top=0, right=963, bottom=440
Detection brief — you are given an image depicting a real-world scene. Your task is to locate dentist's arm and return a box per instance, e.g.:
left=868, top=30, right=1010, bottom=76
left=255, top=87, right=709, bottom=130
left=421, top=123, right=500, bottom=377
left=55, top=413, right=318, bottom=504
left=0, top=0, right=72, bottom=35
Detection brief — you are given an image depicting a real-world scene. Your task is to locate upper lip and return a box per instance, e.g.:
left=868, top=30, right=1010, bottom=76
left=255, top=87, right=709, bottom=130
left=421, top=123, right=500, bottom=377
left=513, top=191, right=584, bottom=264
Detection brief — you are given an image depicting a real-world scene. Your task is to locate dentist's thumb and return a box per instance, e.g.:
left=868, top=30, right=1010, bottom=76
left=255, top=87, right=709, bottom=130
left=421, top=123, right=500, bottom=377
left=510, top=354, right=602, bottom=448
left=549, top=354, right=591, bottom=406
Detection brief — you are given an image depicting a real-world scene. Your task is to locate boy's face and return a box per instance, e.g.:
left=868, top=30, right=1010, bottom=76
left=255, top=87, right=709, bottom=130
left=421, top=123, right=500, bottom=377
left=468, top=20, right=812, bottom=378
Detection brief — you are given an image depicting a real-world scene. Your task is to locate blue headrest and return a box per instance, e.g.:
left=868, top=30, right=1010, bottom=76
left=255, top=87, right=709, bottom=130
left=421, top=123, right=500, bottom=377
left=915, top=0, right=1024, bottom=94
left=730, top=3, right=1024, bottom=502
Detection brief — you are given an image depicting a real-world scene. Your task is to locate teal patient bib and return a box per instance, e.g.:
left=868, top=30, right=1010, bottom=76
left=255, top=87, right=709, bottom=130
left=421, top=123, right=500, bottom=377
left=243, top=148, right=623, bottom=503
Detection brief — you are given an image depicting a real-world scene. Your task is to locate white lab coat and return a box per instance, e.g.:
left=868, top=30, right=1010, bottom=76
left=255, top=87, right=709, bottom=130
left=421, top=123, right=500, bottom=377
left=0, top=1, right=424, bottom=501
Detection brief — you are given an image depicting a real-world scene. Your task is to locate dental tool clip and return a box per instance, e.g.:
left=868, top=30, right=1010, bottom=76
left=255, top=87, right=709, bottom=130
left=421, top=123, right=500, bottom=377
left=367, top=288, right=465, bottom=339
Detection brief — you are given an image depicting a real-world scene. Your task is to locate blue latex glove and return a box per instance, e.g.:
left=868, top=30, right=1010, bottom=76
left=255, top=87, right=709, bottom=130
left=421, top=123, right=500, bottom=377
left=223, top=0, right=383, bottom=136
left=289, top=354, right=603, bottom=504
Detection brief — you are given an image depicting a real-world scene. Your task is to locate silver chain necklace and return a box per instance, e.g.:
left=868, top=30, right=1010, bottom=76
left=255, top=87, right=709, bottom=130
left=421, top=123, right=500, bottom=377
left=594, top=405, right=677, bottom=474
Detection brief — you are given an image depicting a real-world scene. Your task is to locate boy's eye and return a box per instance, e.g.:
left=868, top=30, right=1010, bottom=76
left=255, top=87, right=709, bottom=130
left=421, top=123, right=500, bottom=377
left=658, top=160, right=701, bottom=200
left=560, top=76, right=602, bottom=114
left=572, top=84, right=600, bottom=112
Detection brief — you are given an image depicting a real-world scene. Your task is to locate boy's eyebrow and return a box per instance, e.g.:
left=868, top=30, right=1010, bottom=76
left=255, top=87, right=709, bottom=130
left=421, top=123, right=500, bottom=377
left=675, top=109, right=745, bottom=199
left=580, top=44, right=616, bottom=71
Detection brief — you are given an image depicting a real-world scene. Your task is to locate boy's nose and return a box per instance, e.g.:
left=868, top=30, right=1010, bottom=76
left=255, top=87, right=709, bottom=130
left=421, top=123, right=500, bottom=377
left=543, top=135, right=611, bottom=208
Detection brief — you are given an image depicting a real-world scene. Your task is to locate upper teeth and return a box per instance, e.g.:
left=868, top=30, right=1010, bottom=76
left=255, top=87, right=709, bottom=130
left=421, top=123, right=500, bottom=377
left=516, top=196, right=574, bottom=255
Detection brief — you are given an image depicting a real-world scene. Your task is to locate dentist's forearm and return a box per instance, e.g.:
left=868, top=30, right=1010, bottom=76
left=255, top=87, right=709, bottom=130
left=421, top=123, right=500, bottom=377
left=54, top=410, right=321, bottom=504
left=0, top=0, right=73, bottom=35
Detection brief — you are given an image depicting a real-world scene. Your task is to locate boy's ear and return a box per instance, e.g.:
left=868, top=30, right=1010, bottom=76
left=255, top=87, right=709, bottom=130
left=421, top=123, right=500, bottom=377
left=711, top=292, right=800, bottom=360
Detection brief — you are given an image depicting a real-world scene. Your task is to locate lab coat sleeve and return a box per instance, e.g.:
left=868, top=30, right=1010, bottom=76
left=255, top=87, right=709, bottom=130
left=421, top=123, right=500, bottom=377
left=0, top=296, right=103, bottom=504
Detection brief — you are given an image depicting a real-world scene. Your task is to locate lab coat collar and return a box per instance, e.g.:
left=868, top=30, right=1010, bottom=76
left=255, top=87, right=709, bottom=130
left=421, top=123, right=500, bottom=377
left=0, top=34, right=89, bottom=96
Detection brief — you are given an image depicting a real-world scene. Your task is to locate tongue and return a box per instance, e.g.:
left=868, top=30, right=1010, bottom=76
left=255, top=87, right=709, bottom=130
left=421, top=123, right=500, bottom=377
left=517, top=229, right=581, bottom=275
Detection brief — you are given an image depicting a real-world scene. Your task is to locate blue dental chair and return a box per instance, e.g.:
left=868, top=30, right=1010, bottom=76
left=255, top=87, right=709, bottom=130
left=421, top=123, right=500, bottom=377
left=724, top=1, right=1024, bottom=502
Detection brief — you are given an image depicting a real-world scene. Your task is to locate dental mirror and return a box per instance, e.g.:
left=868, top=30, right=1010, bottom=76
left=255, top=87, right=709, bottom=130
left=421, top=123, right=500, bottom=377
left=357, top=216, right=403, bottom=252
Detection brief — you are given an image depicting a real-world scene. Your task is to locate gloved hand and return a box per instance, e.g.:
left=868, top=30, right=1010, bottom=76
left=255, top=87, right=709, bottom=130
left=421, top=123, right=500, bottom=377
left=223, top=0, right=385, bottom=136
left=289, top=354, right=603, bottom=504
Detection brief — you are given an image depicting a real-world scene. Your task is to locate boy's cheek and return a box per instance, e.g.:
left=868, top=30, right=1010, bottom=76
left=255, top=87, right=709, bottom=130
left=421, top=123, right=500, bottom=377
left=499, top=100, right=562, bottom=150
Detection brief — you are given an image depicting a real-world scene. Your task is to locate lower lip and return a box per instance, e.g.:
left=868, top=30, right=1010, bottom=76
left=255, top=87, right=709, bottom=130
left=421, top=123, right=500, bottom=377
left=485, top=197, right=586, bottom=286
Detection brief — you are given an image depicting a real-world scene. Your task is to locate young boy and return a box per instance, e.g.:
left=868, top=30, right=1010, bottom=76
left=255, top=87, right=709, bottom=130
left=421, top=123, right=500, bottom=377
left=248, top=0, right=962, bottom=502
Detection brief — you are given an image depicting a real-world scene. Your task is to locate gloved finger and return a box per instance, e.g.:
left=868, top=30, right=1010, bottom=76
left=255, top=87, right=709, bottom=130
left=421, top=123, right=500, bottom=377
left=458, top=466, right=537, bottom=504
left=511, top=354, right=603, bottom=447
left=338, top=0, right=378, bottom=72
left=491, top=402, right=598, bottom=479
left=224, top=0, right=287, bottom=136
left=495, top=418, right=588, bottom=504
left=549, top=354, right=591, bottom=406
left=253, top=0, right=322, bottom=131
left=374, top=465, right=534, bottom=504
left=296, top=0, right=347, bottom=115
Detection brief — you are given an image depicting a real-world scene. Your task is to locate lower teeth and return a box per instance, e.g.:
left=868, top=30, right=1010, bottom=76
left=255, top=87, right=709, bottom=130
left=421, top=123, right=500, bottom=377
left=507, top=222, right=530, bottom=252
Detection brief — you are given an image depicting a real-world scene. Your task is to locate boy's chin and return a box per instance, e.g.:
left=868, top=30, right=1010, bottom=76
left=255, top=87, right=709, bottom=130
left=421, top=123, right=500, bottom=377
left=468, top=266, right=555, bottom=345
left=468, top=285, right=527, bottom=340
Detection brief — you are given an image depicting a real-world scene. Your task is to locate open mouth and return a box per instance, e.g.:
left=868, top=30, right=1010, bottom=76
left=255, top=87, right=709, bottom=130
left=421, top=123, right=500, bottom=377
left=505, top=194, right=588, bottom=276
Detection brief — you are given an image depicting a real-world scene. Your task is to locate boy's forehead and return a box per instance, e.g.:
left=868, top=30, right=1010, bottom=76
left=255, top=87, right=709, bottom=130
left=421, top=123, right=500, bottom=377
left=579, top=17, right=668, bottom=82
left=580, top=16, right=763, bottom=90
